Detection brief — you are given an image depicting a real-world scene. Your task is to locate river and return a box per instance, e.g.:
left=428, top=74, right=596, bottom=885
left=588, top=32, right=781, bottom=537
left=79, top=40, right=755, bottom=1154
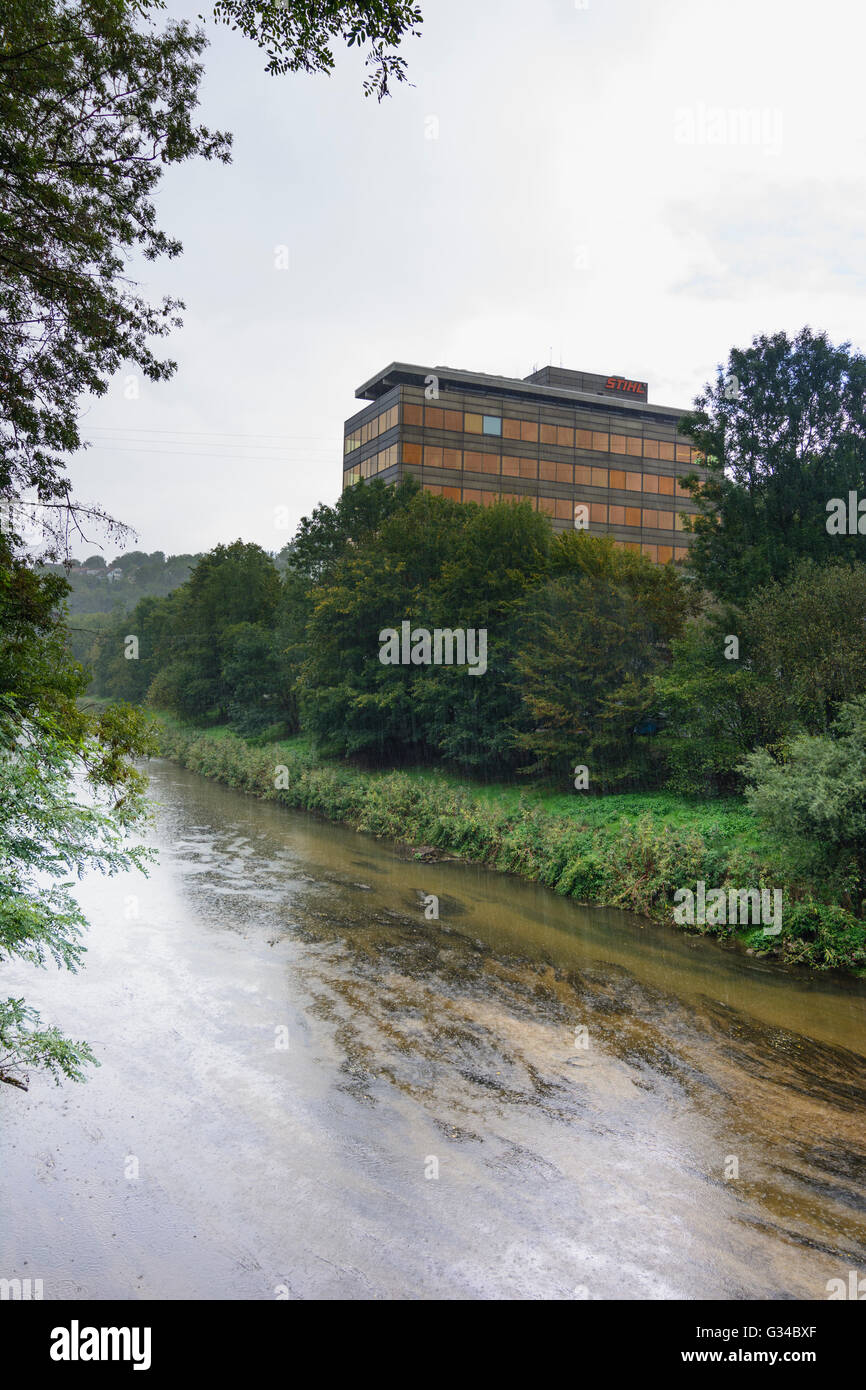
left=1, top=758, right=865, bottom=1300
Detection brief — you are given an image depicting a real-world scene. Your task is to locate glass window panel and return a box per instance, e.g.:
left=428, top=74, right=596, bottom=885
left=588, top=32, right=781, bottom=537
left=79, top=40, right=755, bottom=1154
left=626, top=436, right=642, bottom=456
left=656, top=510, right=673, bottom=529
left=443, top=410, right=463, bottom=431
left=643, top=438, right=659, bottom=459
left=609, top=504, right=626, bottom=525
left=481, top=454, right=500, bottom=475
left=574, top=464, right=592, bottom=484
left=520, top=420, right=539, bottom=442
left=642, top=472, right=658, bottom=493
left=675, top=511, right=687, bottom=530
left=556, top=462, right=573, bottom=484
left=539, top=459, right=556, bottom=481
left=590, top=502, right=607, bottom=524
left=425, top=483, right=443, bottom=496
left=575, top=429, right=593, bottom=450
left=555, top=498, right=572, bottom=520
left=674, top=545, right=688, bottom=561
left=425, top=406, right=444, bottom=429
left=556, top=426, right=575, bottom=448
left=463, top=488, right=482, bottom=504
left=402, top=442, right=422, bottom=466
left=625, top=507, right=641, bottom=527
left=502, top=455, right=520, bottom=476
left=658, top=474, right=674, bottom=495
left=424, top=446, right=443, bottom=468
left=609, top=468, right=626, bottom=489
left=483, top=415, right=502, bottom=436
left=676, top=444, right=691, bottom=463
left=658, top=545, right=673, bottom=564
left=591, top=467, right=607, bottom=487
left=540, top=423, right=557, bottom=445
left=463, top=450, right=483, bottom=472
left=502, top=417, right=521, bottom=439
left=659, top=441, right=675, bottom=461
left=592, top=431, right=609, bottom=452
left=539, top=496, right=556, bottom=515
left=624, top=541, right=640, bottom=552
left=403, top=404, right=423, bottom=426
left=442, top=449, right=461, bottom=470
left=610, top=434, right=627, bottom=455
left=441, top=486, right=461, bottom=501
left=464, top=413, right=483, bottom=433
left=625, top=471, right=642, bottom=490
left=519, top=457, right=537, bottom=479
left=480, top=490, right=498, bottom=506
left=642, top=543, right=659, bottom=562
left=642, top=508, right=658, bottom=529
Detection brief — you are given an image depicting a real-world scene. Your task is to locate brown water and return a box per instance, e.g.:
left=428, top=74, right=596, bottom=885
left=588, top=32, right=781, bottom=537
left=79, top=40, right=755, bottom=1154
left=1, top=758, right=864, bottom=1300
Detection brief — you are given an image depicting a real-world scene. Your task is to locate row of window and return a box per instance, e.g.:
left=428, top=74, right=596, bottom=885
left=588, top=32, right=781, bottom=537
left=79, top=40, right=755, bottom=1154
left=424, top=486, right=689, bottom=530
left=401, top=403, right=700, bottom=462
left=344, top=404, right=399, bottom=454
left=348, top=442, right=695, bottom=497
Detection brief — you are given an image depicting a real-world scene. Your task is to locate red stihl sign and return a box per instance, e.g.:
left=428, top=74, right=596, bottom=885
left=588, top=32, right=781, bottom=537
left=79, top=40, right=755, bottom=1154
left=605, top=376, right=647, bottom=397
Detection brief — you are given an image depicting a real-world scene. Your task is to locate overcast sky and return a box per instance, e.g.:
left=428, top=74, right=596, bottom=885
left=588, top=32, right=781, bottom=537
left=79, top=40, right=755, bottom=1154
left=70, top=0, right=866, bottom=559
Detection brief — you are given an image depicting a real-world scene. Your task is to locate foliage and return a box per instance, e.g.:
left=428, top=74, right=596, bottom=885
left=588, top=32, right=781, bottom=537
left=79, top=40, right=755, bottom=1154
left=679, top=327, right=866, bottom=603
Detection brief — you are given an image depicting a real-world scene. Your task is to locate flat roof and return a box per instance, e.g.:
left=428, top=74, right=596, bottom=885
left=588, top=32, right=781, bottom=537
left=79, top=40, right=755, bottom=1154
left=355, top=361, right=690, bottom=421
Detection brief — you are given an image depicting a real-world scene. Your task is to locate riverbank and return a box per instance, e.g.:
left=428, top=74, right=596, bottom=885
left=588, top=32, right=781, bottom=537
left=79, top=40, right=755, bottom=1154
left=152, top=715, right=866, bottom=974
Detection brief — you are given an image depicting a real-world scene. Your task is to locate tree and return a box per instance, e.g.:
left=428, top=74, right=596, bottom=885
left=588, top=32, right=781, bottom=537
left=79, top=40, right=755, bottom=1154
left=0, top=0, right=232, bottom=549
left=679, top=327, right=866, bottom=603
left=209, top=0, right=423, bottom=101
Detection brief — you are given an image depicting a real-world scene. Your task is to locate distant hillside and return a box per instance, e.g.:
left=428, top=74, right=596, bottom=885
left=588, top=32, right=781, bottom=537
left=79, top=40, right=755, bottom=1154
left=42, top=550, right=203, bottom=614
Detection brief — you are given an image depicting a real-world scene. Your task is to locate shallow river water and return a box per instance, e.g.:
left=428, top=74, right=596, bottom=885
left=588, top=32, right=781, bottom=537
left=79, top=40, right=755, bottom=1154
left=1, top=759, right=865, bottom=1300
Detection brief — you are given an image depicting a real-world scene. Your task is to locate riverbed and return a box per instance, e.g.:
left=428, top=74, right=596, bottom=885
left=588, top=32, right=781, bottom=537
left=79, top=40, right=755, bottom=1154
left=1, top=758, right=864, bottom=1299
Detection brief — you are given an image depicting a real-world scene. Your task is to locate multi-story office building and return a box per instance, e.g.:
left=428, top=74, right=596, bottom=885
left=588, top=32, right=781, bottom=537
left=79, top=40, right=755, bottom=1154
left=342, top=362, right=707, bottom=563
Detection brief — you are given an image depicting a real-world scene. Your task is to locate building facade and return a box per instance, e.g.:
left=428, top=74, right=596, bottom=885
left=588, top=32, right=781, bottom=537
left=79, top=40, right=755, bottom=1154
left=342, top=362, right=707, bottom=563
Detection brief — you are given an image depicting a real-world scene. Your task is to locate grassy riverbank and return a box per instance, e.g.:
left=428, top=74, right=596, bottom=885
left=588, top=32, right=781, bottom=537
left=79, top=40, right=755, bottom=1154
left=152, top=715, right=866, bottom=974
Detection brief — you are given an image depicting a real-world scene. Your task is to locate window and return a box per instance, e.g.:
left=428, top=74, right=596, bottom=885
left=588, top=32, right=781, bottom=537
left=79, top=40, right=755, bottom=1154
left=519, top=457, right=537, bottom=479
left=590, top=502, right=607, bottom=524
left=675, top=511, right=688, bottom=530
left=642, top=472, right=658, bottom=493
left=643, top=438, right=659, bottom=459
left=425, top=406, right=444, bottom=429
left=626, top=437, right=642, bottom=457
left=556, top=462, right=573, bottom=484
left=402, top=442, right=422, bottom=466
left=502, top=417, right=522, bottom=439
left=656, top=510, right=674, bottom=529
left=676, top=476, right=692, bottom=495
left=442, top=449, right=461, bottom=470
left=557, top=425, right=575, bottom=448
left=625, top=471, right=642, bottom=491
left=676, top=444, right=691, bottom=463
left=424, top=446, right=443, bottom=469
left=658, top=474, right=674, bottom=495
left=483, top=415, right=502, bottom=436
left=539, top=496, right=556, bottom=515
left=609, top=504, right=626, bottom=525
left=658, top=545, right=673, bottom=564
left=555, top=498, right=572, bottom=520
left=574, top=464, right=592, bottom=485
left=591, top=467, right=607, bottom=487
left=576, top=429, right=593, bottom=450
left=520, top=419, right=539, bottom=442
left=659, top=441, right=675, bottom=461
left=642, top=508, right=658, bottom=529
left=463, top=488, right=483, bottom=504
left=403, top=404, right=423, bottom=426
left=610, top=434, right=627, bottom=455
left=642, top=543, right=659, bottom=562
left=540, top=423, right=557, bottom=445
left=539, top=459, right=556, bottom=481
left=592, top=431, right=609, bottom=452
left=464, top=413, right=483, bottom=433
left=441, top=486, right=460, bottom=501
left=502, top=455, right=521, bottom=476
left=444, top=410, right=462, bottom=431
left=625, top=507, right=641, bottom=528
left=674, top=545, right=688, bottom=562
left=609, top=468, right=626, bottom=490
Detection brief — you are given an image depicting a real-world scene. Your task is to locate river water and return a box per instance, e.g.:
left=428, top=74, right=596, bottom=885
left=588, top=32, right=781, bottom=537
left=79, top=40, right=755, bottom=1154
left=1, top=759, right=865, bottom=1300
